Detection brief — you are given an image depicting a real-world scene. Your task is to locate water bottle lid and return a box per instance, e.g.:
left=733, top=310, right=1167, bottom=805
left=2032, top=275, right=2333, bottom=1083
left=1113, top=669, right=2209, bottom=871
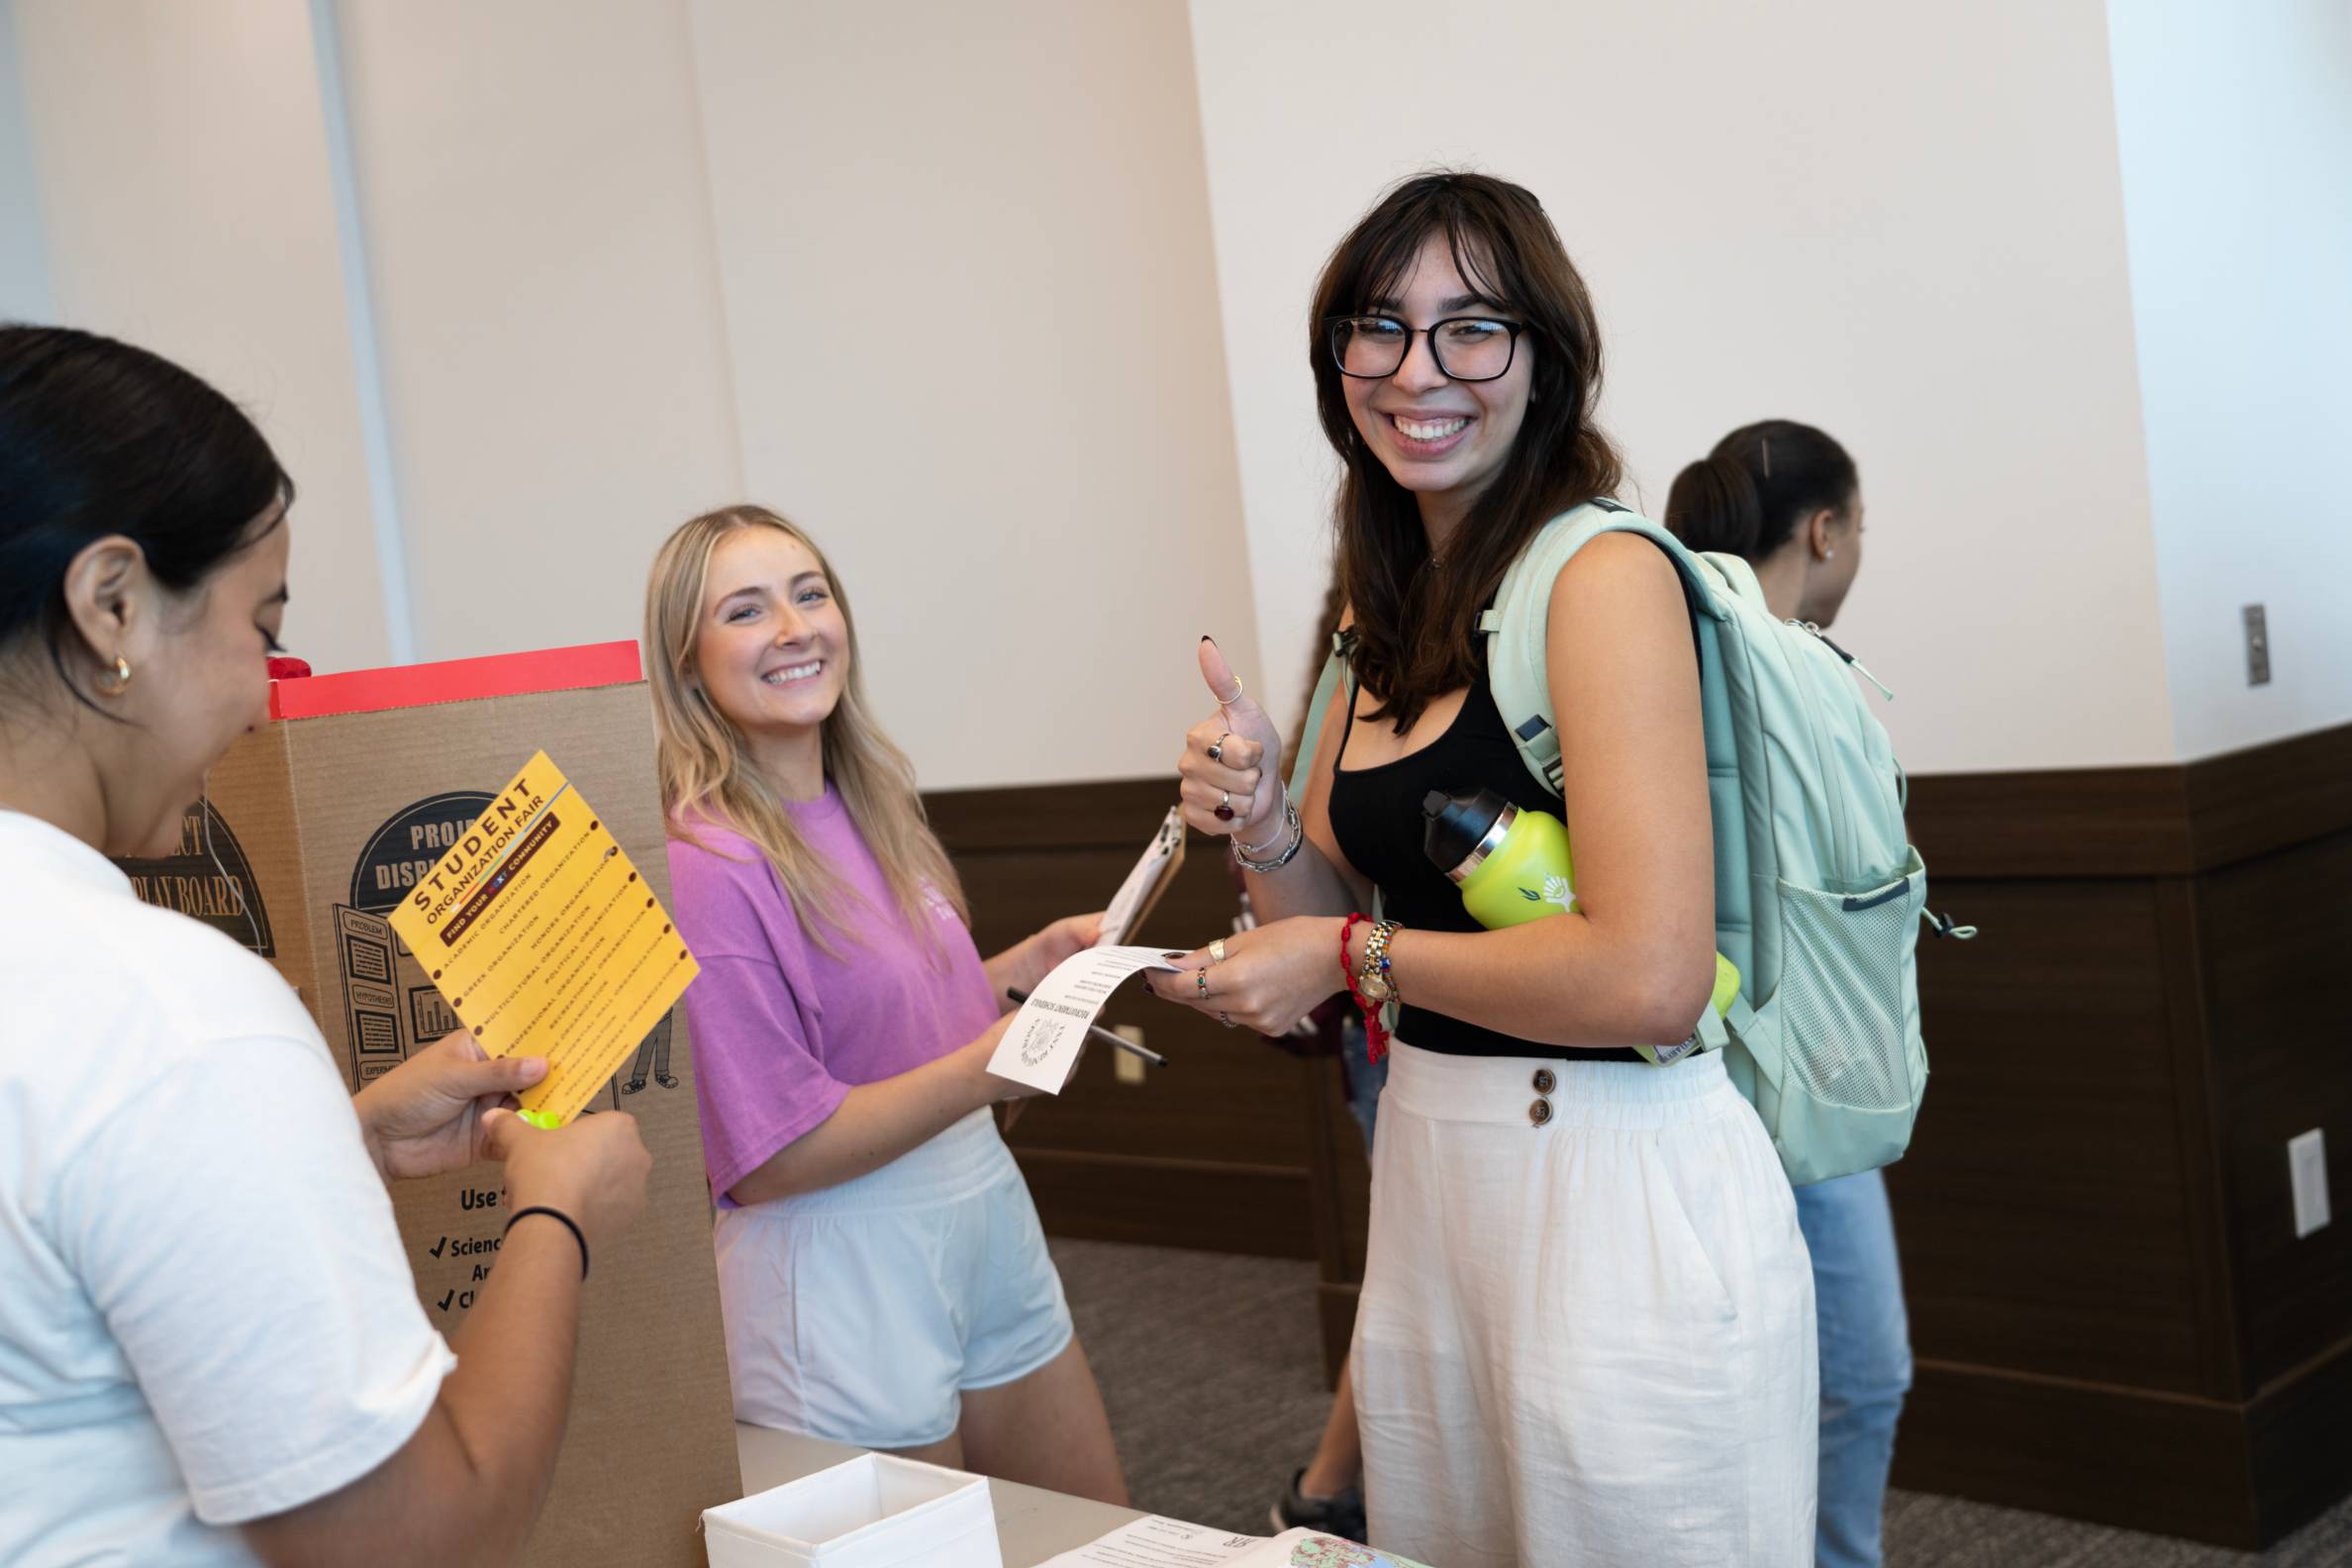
left=1422, top=786, right=1518, bottom=884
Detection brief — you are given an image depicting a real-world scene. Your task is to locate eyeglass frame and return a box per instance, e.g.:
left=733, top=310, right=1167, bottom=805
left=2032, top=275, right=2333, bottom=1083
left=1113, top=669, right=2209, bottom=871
left=1323, top=314, right=1529, bottom=384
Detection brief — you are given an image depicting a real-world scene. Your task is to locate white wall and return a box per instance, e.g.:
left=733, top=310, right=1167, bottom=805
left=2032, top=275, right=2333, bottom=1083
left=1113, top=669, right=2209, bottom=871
left=1188, top=0, right=2180, bottom=774
left=331, top=0, right=745, bottom=667
left=16, top=1, right=2346, bottom=783
left=0, top=0, right=51, bottom=323
left=10, top=0, right=395, bottom=678
left=685, top=0, right=1257, bottom=790
left=2110, top=0, right=2352, bottom=761
left=6, top=0, right=1251, bottom=794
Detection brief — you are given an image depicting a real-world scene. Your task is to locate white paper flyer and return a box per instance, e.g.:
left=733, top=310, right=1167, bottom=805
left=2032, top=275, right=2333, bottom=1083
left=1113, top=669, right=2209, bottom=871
left=986, top=943, right=1180, bottom=1094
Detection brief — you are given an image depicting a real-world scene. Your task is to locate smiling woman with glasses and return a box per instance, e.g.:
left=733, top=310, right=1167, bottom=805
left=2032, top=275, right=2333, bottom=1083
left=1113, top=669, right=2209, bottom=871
left=1155, top=172, right=1817, bottom=1566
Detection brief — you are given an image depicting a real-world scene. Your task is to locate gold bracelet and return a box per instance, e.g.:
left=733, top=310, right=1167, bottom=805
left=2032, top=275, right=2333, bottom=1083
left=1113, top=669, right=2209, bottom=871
left=1357, top=919, right=1401, bottom=1005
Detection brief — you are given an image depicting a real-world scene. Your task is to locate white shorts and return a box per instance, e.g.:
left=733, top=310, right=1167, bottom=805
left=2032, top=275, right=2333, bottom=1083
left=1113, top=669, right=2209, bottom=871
left=1353, top=1043, right=1817, bottom=1568
left=713, top=1108, right=1075, bottom=1449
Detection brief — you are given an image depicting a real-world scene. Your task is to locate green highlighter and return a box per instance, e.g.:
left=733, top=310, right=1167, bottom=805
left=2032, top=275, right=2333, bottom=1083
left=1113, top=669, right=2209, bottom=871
left=1422, top=786, right=1740, bottom=1016
left=518, top=1108, right=564, bottom=1131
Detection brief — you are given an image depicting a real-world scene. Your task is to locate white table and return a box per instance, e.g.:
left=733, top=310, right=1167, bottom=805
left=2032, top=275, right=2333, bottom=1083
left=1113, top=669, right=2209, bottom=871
left=735, top=1423, right=1145, bottom=1567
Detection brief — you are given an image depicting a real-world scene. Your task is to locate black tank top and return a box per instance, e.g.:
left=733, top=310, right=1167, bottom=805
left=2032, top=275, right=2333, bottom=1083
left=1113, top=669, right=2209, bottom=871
left=1325, top=666, right=1642, bottom=1062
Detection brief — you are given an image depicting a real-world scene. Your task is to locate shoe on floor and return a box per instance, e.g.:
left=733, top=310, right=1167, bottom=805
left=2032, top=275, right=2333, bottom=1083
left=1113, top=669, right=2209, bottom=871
left=1271, top=1467, right=1367, bottom=1543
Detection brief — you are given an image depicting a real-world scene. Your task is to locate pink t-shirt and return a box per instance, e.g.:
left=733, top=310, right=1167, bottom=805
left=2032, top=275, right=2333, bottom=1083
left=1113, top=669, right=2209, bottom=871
left=666, top=788, right=1000, bottom=1204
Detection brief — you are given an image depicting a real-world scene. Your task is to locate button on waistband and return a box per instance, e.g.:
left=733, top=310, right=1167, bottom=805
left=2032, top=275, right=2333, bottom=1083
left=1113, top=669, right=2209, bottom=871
left=1532, top=1067, right=1557, bottom=1095
left=1529, top=1097, right=1552, bottom=1127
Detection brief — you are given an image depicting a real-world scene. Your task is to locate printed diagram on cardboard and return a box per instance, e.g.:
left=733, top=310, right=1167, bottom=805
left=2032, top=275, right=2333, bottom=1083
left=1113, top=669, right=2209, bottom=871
left=625, top=1020, right=676, bottom=1093
left=338, top=792, right=680, bottom=1106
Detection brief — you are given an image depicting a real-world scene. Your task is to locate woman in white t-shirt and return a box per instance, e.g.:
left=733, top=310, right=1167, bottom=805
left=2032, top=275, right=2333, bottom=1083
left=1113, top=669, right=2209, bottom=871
left=0, top=324, right=653, bottom=1567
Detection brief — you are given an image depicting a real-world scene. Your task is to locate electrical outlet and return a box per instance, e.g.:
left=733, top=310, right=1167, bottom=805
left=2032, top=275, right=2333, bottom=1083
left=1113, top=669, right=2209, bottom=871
left=2243, top=604, right=2271, bottom=686
left=1113, top=1026, right=1147, bottom=1085
left=2289, top=1128, right=2330, bottom=1238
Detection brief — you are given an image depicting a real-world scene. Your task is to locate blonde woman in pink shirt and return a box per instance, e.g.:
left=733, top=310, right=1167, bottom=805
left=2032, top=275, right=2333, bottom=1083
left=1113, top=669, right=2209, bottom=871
left=644, top=505, right=1126, bottom=1504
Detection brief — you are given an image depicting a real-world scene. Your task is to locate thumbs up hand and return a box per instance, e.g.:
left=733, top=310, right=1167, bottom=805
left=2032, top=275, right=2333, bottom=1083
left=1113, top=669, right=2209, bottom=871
left=1180, top=636, right=1287, bottom=840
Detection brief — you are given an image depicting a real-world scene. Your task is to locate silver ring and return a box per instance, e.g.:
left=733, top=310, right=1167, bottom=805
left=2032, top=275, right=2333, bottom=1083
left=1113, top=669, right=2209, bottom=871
left=1208, top=938, right=1228, bottom=964
left=1209, top=733, right=1229, bottom=764
left=1219, top=1011, right=1232, bottom=1029
left=1220, top=790, right=1231, bottom=815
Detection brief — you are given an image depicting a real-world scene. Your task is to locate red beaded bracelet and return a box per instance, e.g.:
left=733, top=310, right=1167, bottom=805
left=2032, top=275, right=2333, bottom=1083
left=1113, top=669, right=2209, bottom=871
left=1338, top=913, right=1393, bottom=1063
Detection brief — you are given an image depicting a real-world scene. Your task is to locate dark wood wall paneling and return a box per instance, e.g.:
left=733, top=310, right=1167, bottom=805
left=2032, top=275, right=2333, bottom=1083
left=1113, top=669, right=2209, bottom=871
left=1892, top=725, right=2352, bottom=1547
left=930, top=779, right=1326, bottom=1260
left=930, top=721, right=2352, bottom=1548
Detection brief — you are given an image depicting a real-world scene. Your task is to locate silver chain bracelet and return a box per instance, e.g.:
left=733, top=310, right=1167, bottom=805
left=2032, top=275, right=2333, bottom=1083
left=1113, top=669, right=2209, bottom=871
left=1230, top=798, right=1305, bottom=873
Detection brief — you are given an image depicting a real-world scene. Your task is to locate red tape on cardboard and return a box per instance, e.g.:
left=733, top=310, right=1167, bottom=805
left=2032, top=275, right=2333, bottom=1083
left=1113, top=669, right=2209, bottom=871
left=268, top=641, right=643, bottom=721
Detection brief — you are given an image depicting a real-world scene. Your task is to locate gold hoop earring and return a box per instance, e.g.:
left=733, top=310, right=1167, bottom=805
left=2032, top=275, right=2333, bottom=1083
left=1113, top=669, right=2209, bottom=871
left=94, top=654, right=134, bottom=697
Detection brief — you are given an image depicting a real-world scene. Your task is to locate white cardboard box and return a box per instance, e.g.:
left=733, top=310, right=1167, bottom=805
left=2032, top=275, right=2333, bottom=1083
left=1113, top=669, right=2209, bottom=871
left=705, top=1454, right=1004, bottom=1568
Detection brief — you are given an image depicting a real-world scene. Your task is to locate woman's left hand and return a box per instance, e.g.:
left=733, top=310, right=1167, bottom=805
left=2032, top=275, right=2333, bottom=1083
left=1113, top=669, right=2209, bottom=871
left=995, top=912, right=1106, bottom=1006
left=1142, top=916, right=1348, bottom=1036
left=355, top=1030, right=549, bottom=1182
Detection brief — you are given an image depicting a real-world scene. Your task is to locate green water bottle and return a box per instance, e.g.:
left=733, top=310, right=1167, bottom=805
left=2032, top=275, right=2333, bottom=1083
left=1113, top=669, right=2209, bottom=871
left=1421, top=786, right=1578, bottom=928
left=1422, top=785, right=1741, bottom=1015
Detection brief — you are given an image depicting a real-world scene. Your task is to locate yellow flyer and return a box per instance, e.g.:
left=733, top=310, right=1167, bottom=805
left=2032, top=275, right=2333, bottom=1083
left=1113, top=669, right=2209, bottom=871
left=388, top=750, right=699, bottom=1126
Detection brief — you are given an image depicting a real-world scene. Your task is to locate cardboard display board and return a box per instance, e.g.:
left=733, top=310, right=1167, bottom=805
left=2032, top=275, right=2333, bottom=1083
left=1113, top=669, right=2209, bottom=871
left=116, top=643, right=739, bottom=1566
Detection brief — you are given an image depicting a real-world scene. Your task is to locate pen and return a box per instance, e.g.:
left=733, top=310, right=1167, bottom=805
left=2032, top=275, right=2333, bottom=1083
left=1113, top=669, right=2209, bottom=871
left=1006, top=988, right=1169, bottom=1068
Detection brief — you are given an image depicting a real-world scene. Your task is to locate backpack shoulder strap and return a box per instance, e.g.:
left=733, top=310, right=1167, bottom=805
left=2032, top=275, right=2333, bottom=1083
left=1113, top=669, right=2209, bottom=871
left=1479, top=500, right=1726, bottom=795
left=1284, top=628, right=1354, bottom=800
left=1282, top=629, right=1388, bottom=949
left=1696, top=547, right=1772, bottom=615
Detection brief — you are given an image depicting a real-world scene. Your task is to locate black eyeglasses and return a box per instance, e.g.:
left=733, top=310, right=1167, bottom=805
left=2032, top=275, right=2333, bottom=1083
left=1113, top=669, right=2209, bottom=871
left=1326, top=315, right=1525, bottom=382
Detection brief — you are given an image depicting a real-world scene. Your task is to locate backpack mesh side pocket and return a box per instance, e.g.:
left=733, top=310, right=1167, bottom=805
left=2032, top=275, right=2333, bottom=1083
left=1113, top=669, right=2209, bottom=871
left=1771, top=850, right=1926, bottom=1114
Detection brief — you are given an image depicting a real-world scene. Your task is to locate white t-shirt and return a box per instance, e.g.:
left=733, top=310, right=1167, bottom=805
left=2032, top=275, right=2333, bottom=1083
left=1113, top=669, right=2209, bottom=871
left=0, top=810, right=456, bottom=1566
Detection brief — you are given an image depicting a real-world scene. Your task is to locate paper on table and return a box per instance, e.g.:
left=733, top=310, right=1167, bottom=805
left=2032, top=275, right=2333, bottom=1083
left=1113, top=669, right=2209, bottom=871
left=986, top=944, right=1179, bottom=1095
left=1038, top=1521, right=1433, bottom=1568
left=387, top=748, right=699, bottom=1125
left=1097, top=805, right=1187, bottom=948
left=1032, top=1515, right=1265, bottom=1567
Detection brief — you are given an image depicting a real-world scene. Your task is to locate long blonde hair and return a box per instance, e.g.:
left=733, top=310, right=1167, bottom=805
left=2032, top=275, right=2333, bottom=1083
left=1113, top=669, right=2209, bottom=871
left=645, top=505, right=968, bottom=955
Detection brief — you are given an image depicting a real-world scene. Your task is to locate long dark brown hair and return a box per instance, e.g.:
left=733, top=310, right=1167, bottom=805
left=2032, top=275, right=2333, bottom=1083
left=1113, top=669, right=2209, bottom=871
left=1310, top=171, right=1622, bottom=733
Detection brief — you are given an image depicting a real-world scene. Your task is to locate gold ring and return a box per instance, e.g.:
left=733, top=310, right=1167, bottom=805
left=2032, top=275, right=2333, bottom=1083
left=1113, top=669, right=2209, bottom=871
left=1209, top=938, right=1228, bottom=964
left=1194, top=969, right=1211, bottom=999
left=1221, top=677, right=1245, bottom=704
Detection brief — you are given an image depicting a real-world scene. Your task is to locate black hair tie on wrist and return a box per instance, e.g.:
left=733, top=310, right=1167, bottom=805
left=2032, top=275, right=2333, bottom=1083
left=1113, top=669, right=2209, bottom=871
left=503, top=1206, right=589, bottom=1281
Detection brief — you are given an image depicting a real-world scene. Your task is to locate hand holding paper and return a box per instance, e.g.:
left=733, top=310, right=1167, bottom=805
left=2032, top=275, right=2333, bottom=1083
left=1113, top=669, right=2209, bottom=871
left=1147, top=916, right=1345, bottom=1038
left=992, top=910, right=1111, bottom=1006
left=985, top=805, right=1200, bottom=1093
left=354, top=1029, right=548, bottom=1181
left=987, top=945, right=1182, bottom=1094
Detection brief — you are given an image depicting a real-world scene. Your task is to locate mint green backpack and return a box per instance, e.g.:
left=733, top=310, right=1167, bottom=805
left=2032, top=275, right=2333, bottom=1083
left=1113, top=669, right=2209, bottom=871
left=1290, top=500, right=1972, bottom=1185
